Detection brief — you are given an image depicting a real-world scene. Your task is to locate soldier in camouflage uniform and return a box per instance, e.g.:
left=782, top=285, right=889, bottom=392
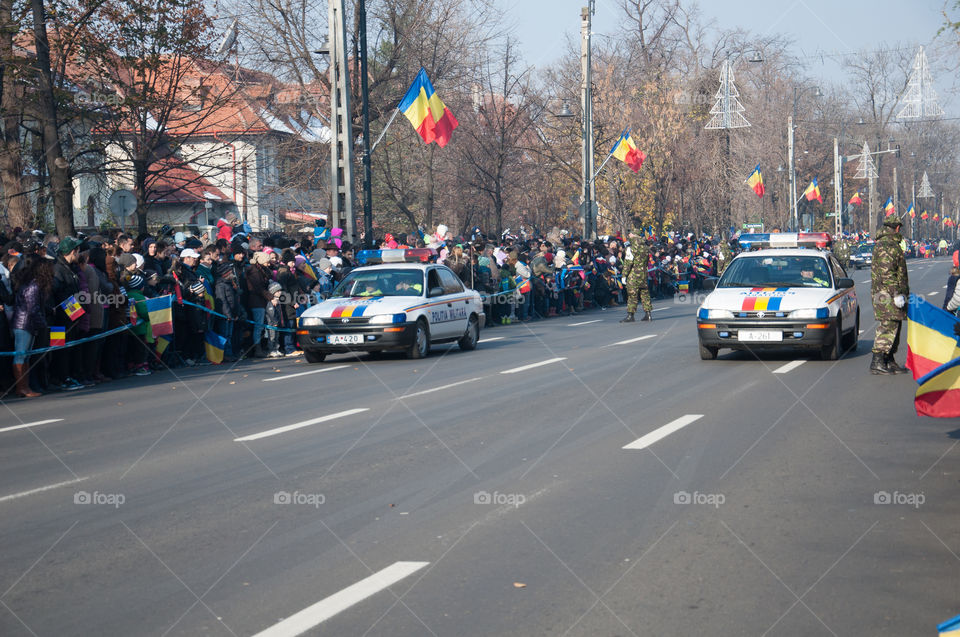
left=718, top=237, right=734, bottom=276
left=833, top=236, right=851, bottom=271
left=620, top=230, right=653, bottom=323
left=870, top=216, right=910, bottom=374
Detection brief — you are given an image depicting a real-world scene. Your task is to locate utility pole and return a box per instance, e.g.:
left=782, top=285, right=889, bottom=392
left=328, top=0, right=355, bottom=240
left=833, top=137, right=841, bottom=235
left=788, top=116, right=796, bottom=231
left=579, top=2, right=595, bottom=240
left=358, top=0, right=373, bottom=247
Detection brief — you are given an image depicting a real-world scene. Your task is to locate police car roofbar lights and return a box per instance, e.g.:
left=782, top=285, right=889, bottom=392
left=737, top=232, right=832, bottom=250
left=355, top=248, right=437, bottom=265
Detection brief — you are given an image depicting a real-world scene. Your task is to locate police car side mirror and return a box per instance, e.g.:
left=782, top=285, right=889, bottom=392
left=428, top=286, right=445, bottom=297
left=836, top=277, right=854, bottom=289
left=702, top=278, right=717, bottom=291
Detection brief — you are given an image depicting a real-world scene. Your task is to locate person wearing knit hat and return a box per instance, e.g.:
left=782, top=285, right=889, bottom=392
left=264, top=282, right=285, bottom=357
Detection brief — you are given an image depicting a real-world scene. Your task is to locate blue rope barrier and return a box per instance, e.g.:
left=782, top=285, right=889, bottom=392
left=0, top=321, right=142, bottom=357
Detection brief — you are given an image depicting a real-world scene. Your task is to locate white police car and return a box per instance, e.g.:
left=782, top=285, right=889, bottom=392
left=296, top=248, right=485, bottom=363
left=697, top=233, right=859, bottom=360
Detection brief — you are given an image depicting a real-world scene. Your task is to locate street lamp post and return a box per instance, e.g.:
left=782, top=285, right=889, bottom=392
left=787, top=85, right=821, bottom=231
left=579, top=2, right=595, bottom=240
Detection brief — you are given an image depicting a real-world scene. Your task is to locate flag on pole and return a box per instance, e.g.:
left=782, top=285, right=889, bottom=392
left=610, top=129, right=646, bottom=173
left=145, top=295, right=174, bottom=338
left=907, top=203, right=916, bottom=218
left=883, top=197, right=896, bottom=217
left=922, top=211, right=929, bottom=220
left=746, top=164, right=765, bottom=197
left=803, top=178, right=822, bottom=203
left=398, top=68, right=459, bottom=148
left=848, top=190, right=862, bottom=206
left=49, top=327, right=65, bottom=347
left=934, top=212, right=940, bottom=221
left=60, top=295, right=85, bottom=321
left=204, top=330, right=227, bottom=364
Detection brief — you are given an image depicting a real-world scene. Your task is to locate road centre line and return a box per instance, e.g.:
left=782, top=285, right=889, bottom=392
left=568, top=319, right=602, bottom=326
left=0, top=418, right=63, bottom=434
left=0, top=477, right=87, bottom=503
left=397, top=377, right=485, bottom=399
left=234, top=408, right=369, bottom=442
left=607, top=334, right=657, bottom=346
left=480, top=336, right=504, bottom=343
left=251, top=561, right=430, bottom=637
left=500, top=358, right=567, bottom=375
left=772, top=360, right=806, bottom=374
left=262, top=365, right=349, bottom=382
left=623, top=415, right=703, bottom=450
left=928, top=291, right=939, bottom=296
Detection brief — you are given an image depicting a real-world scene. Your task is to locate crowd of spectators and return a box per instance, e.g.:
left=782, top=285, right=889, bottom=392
left=11, top=217, right=923, bottom=399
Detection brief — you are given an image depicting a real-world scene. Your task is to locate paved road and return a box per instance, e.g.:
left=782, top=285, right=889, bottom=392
left=1, top=257, right=958, bottom=636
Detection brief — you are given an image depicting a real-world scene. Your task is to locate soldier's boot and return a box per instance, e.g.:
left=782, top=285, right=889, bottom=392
left=619, top=313, right=635, bottom=323
left=884, top=353, right=909, bottom=374
left=641, top=311, right=653, bottom=322
left=870, top=352, right=893, bottom=375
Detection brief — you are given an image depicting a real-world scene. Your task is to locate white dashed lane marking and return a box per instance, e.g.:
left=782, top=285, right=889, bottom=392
left=0, top=419, right=64, bottom=434
left=396, top=378, right=484, bottom=399
left=929, top=292, right=939, bottom=296
left=0, top=477, right=88, bottom=504
left=623, top=414, right=704, bottom=450
left=773, top=360, right=806, bottom=374
left=500, top=358, right=567, bottom=375
left=250, top=561, right=430, bottom=637
left=234, top=408, right=370, bottom=442
left=607, top=334, right=657, bottom=347
left=263, top=365, right=349, bottom=382
left=480, top=337, right=504, bottom=343
left=568, top=319, right=602, bottom=326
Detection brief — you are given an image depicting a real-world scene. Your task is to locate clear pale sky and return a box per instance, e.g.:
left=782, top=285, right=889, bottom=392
left=497, top=0, right=955, bottom=110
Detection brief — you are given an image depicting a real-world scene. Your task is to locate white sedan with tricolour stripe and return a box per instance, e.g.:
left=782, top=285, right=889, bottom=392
left=697, top=235, right=859, bottom=360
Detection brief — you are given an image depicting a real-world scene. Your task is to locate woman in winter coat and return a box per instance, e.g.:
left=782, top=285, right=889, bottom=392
left=10, top=254, right=53, bottom=397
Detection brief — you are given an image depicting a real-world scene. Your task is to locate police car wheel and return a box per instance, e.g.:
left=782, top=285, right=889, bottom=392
left=458, top=315, right=479, bottom=351
left=407, top=320, right=430, bottom=359
left=843, top=312, right=860, bottom=352
left=820, top=323, right=842, bottom=361
left=699, top=342, right=718, bottom=360
left=304, top=350, right=326, bottom=364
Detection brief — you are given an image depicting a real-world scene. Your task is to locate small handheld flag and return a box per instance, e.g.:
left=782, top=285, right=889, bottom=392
left=61, top=295, right=85, bottom=321
left=848, top=190, right=862, bottom=206
left=50, top=327, right=65, bottom=347
left=398, top=68, right=459, bottom=148
left=746, top=164, right=765, bottom=198
left=204, top=330, right=227, bottom=364
left=907, top=203, right=916, bottom=218
left=803, top=178, right=822, bottom=203
left=610, top=129, right=646, bottom=173
left=145, top=295, right=174, bottom=338
left=156, top=334, right=172, bottom=356
left=883, top=197, right=895, bottom=217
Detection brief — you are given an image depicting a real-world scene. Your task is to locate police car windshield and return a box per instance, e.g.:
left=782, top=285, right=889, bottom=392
left=719, top=255, right=832, bottom=289
left=331, top=268, right=425, bottom=298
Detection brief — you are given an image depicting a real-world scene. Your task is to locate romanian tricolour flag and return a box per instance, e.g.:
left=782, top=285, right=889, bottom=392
left=156, top=334, right=172, bottom=356
left=746, top=164, right=765, bottom=198
left=916, top=356, right=960, bottom=418
left=883, top=197, right=895, bottom=217
left=299, top=260, right=318, bottom=281
left=907, top=203, right=916, bottom=218
left=934, top=213, right=940, bottom=221
left=61, top=295, right=85, bottom=321
left=49, top=327, right=65, bottom=347
left=803, top=178, right=822, bottom=203
left=514, top=275, right=531, bottom=294
left=610, top=129, right=646, bottom=173
left=921, top=211, right=929, bottom=220
left=145, top=295, right=174, bottom=338
left=906, top=295, right=960, bottom=381
left=848, top=190, right=862, bottom=206
left=398, top=68, right=458, bottom=148
left=204, top=330, right=227, bottom=364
